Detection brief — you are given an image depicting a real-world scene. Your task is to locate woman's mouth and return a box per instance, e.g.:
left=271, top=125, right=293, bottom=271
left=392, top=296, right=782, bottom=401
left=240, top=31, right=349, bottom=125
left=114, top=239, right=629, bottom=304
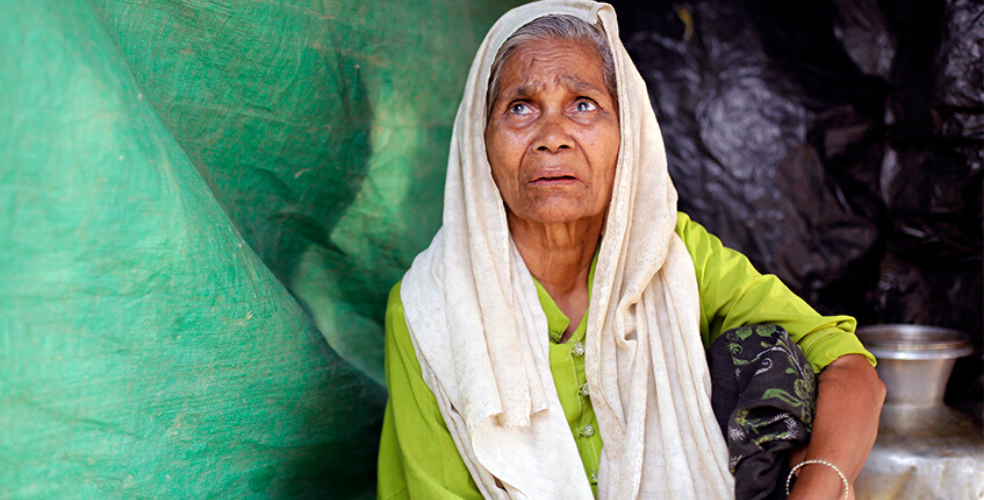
left=529, top=169, right=579, bottom=185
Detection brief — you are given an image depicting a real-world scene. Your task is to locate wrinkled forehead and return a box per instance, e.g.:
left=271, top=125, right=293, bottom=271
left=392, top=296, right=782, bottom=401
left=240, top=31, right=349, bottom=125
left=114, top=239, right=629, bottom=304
left=495, top=41, right=608, bottom=92
left=469, top=1, right=620, bottom=126
left=483, top=10, right=617, bottom=117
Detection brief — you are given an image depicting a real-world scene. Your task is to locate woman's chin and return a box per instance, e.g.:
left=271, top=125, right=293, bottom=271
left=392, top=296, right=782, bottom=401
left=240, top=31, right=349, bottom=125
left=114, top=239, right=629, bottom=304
left=509, top=201, right=606, bottom=227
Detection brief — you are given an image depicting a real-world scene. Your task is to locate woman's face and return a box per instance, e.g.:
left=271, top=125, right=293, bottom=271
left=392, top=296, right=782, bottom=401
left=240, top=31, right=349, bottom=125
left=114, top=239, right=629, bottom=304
left=485, top=38, right=619, bottom=227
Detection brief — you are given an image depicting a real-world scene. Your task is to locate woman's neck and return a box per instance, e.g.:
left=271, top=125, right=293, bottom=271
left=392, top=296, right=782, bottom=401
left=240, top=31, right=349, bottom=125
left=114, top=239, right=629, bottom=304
left=508, top=214, right=603, bottom=342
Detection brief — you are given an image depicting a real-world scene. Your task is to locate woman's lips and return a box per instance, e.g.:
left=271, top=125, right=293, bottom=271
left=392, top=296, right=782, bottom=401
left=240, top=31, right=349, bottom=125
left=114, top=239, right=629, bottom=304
left=532, top=175, right=576, bottom=182
left=528, top=168, right=579, bottom=185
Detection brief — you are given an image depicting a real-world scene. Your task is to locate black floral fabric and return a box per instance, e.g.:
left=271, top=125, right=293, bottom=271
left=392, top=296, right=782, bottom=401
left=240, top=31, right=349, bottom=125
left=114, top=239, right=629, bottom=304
left=707, top=324, right=817, bottom=500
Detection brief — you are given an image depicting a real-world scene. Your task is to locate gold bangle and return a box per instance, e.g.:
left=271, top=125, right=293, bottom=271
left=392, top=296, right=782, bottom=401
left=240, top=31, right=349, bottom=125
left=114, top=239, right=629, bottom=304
left=785, top=459, right=849, bottom=500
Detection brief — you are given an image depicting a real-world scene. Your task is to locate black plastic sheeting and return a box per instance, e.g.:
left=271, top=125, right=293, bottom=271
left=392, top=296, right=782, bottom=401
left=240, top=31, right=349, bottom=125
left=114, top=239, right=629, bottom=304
left=614, top=0, right=982, bottom=420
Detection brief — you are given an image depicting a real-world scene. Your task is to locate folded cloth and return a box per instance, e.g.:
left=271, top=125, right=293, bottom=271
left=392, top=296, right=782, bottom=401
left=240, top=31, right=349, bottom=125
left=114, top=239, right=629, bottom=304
left=708, top=324, right=817, bottom=500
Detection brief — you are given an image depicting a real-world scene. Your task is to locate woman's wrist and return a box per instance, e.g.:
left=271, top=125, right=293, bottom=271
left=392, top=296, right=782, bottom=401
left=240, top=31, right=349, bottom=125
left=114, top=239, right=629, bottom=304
left=787, top=459, right=851, bottom=500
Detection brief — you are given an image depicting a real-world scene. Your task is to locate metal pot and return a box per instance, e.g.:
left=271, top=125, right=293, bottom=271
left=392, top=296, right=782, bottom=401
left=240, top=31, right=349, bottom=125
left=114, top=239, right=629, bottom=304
left=854, top=324, right=982, bottom=500
left=856, top=324, right=973, bottom=410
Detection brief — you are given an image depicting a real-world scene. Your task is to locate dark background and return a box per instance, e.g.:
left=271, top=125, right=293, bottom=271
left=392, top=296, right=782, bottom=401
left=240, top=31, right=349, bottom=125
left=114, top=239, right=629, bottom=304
left=613, top=0, right=982, bottom=421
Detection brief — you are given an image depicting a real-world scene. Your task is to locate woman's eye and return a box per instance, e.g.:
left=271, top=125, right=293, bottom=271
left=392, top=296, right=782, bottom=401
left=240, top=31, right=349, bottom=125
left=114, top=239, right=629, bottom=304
left=508, top=102, right=533, bottom=115
left=574, top=100, right=597, bottom=112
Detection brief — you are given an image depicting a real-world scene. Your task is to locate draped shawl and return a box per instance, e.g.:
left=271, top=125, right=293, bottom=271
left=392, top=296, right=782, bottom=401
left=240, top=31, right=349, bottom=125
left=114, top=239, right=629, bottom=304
left=400, top=1, right=734, bottom=498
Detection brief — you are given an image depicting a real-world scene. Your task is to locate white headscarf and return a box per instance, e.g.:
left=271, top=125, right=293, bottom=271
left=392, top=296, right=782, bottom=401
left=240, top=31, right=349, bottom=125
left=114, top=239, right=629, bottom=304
left=400, top=1, right=734, bottom=498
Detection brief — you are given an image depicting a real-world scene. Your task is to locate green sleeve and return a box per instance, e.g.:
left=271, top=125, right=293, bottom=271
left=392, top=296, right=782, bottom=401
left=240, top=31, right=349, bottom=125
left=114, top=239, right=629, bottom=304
left=675, top=212, right=876, bottom=373
left=377, top=282, right=484, bottom=500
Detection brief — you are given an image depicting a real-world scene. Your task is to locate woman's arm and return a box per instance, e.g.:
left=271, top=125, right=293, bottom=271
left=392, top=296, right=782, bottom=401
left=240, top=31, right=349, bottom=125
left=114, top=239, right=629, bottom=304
left=674, top=211, right=875, bottom=372
left=675, top=212, right=885, bottom=498
left=788, top=354, right=885, bottom=500
left=377, top=282, right=484, bottom=500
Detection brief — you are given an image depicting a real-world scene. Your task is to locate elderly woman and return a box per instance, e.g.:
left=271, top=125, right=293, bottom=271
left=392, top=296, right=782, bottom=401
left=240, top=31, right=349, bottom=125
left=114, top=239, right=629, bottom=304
left=377, top=1, right=884, bottom=499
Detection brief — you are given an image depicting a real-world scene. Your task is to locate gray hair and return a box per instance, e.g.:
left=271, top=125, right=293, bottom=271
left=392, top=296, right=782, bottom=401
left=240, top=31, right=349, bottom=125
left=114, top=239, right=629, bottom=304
left=486, top=15, right=617, bottom=117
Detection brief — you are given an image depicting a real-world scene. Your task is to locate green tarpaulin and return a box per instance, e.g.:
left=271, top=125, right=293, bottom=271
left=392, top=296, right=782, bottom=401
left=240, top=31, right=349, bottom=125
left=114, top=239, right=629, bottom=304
left=1, top=0, right=517, bottom=497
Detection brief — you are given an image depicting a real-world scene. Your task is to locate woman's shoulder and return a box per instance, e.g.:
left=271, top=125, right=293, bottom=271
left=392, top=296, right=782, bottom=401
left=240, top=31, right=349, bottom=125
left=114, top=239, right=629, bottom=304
left=673, top=211, right=705, bottom=239
left=385, top=280, right=408, bottom=338
left=673, top=211, right=716, bottom=263
left=674, top=210, right=692, bottom=229
left=387, top=280, right=404, bottom=313
left=384, top=279, right=427, bottom=378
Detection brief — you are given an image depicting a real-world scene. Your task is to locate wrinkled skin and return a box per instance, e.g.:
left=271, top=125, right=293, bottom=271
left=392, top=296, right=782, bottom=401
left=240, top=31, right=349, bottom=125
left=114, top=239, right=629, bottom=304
left=484, top=38, right=620, bottom=341
left=485, top=38, right=620, bottom=230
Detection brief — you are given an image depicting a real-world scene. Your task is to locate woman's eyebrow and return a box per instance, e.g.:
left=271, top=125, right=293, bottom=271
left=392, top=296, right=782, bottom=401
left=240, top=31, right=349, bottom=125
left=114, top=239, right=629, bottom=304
left=500, top=78, right=603, bottom=102
left=560, top=77, right=602, bottom=94
left=506, top=85, right=537, bottom=99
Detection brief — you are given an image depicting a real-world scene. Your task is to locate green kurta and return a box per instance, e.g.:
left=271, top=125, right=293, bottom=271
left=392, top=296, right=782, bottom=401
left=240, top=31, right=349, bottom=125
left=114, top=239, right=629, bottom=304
left=377, top=212, right=874, bottom=500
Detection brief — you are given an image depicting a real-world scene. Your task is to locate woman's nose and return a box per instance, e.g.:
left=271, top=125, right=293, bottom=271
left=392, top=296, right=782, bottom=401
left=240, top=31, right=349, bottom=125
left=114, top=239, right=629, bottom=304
left=532, top=113, right=573, bottom=153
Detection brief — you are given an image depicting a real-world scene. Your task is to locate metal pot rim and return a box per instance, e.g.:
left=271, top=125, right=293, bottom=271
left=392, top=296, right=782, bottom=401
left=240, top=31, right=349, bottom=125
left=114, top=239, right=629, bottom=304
left=856, top=324, right=974, bottom=360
